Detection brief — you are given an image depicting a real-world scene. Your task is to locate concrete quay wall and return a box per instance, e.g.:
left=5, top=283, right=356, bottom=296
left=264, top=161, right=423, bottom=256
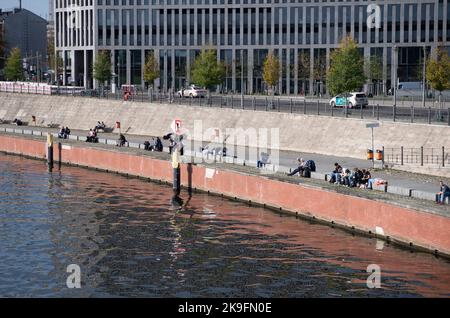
left=1, top=133, right=450, bottom=258
left=1, top=93, right=450, bottom=157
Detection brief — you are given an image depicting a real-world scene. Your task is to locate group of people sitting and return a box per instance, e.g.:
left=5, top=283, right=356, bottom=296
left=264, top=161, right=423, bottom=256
left=144, top=137, right=164, bottom=152
left=329, top=163, right=385, bottom=189
left=86, top=128, right=99, bottom=143
left=95, top=121, right=107, bottom=132
left=58, top=126, right=71, bottom=139
left=287, top=158, right=317, bottom=178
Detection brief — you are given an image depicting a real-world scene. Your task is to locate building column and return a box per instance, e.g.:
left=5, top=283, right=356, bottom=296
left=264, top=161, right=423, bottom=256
left=70, top=50, right=76, bottom=86
left=62, top=50, right=67, bottom=86
left=141, top=48, right=145, bottom=89
left=309, top=48, right=314, bottom=97
left=126, top=49, right=131, bottom=85
left=164, top=50, right=168, bottom=93
left=294, top=48, right=299, bottom=95
left=111, top=50, right=116, bottom=91
left=326, top=48, right=330, bottom=96
left=84, top=50, right=88, bottom=89
left=232, top=49, right=236, bottom=92
left=382, top=47, right=387, bottom=95
left=248, top=49, right=254, bottom=95
left=186, top=49, right=191, bottom=85
left=171, top=49, right=176, bottom=91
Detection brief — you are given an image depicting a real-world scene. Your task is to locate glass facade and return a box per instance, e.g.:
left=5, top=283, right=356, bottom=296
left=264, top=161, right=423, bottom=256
left=54, top=0, right=450, bottom=94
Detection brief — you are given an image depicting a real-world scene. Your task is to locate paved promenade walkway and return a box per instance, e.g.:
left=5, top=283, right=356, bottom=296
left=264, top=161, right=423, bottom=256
left=1, top=123, right=448, bottom=197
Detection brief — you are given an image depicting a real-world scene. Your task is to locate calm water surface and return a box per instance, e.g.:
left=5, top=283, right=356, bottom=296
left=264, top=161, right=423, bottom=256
left=0, top=154, right=450, bottom=298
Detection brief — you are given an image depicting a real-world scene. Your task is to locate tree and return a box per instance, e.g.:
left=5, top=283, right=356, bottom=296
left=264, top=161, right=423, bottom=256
left=426, top=47, right=450, bottom=100
left=191, top=49, right=226, bottom=96
left=93, top=51, right=112, bottom=92
left=143, top=51, right=160, bottom=89
left=327, top=36, right=366, bottom=96
left=4, top=47, right=23, bottom=81
left=263, top=52, right=280, bottom=99
left=365, top=55, right=383, bottom=95
left=298, top=51, right=311, bottom=95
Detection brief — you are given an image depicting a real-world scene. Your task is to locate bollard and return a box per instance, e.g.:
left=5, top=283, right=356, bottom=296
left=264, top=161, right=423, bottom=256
left=360, top=105, right=363, bottom=119
left=231, top=96, right=234, bottom=109
left=278, top=98, right=281, bottom=112
left=331, top=104, right=334, bottom=117
left=393, top=105, right=396, bottom=122
left=290, top=99, right=293, bottom=113
left=266, top=97, right=268, bottom=111
left=421, top=146, right=424, bottom=166
left=317, top=100, right=320, bottom=116
left=47, top=133, right=54, bottom=170
left=443, top=146, right=445, bottom=167
left=58, top=142, right=62, bottom=170
left=172, top=150, right=181, bottom=196
left=253, top=97, right=256, bottom=111
left=303, top=100, right=306, bottom=114
left=411, top=106, right=415, bottom=123
left=376, top=104, right=380, bottom=120
left=401, top=146, right=404, bottom=166
left=428, top=107, right=431, bottom=124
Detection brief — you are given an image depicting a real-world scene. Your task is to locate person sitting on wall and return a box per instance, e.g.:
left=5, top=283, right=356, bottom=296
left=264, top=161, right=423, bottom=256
left=117, top=134, right=127, bottom=147
left=86, top=129, right=99, bottom=143
left=287, top=158, right=305, bottom=176
left=95, top=121, right=106, bottom=132
left=360, top=169, right=372, bottom=188
left=329, top=163, right=343, bottom=184
left=58, top=126, right=70, bottom=139
left=155, top=137, right=164, bottom=152
left=13, top=118, right=23, bottom=126
left=257, top=152, right=271, bottom=169
left=436, top=181, right=450, bottom=204
left=144, top=140, right=151, bottom=151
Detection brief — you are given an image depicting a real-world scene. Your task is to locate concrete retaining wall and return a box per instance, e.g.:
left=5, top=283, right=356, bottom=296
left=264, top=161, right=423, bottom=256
left=1, top=92, right=450, bottom=166
left=1, top=133, right=450, bottom=258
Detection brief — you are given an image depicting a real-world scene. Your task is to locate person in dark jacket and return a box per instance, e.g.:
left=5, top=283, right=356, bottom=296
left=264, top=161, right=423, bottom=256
left=117, top=134, right=127, bottom=147
left=436, top=181, right=450, bottom=204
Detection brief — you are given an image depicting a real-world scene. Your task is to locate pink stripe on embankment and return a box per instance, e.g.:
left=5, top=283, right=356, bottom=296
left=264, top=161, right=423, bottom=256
left=1, top=134, right=450, bottom=257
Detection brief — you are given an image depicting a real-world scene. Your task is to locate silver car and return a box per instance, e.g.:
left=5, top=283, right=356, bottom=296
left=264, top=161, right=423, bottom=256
left=177, top=85, right=208, bottom=98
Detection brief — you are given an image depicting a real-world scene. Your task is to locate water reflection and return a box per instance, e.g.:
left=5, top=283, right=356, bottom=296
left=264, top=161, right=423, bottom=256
left=0, top=154, right=449, bottom=298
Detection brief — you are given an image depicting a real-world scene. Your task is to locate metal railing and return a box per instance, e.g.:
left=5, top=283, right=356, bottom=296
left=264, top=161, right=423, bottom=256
left=1, top=86, right=450, bottom=126
left=384, top=146, right=449, bottom=167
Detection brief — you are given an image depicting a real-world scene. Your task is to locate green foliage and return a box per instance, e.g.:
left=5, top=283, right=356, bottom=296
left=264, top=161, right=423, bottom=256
left=327, top=36, right=366, bottom=95
left=93, top=51, right=112, bottom=86
left=143, top=52, right=160, bottom=86
left=191, top=49, right=225, bottom=90
left=4, top=47, right=23, bottom=81
left=426, top=47, right=450, bottom=93
left=263, top=52, right=280, bottom=92
left=298, top=52, right=310, bottom=80
left=366, top=55, right=383, bottom=82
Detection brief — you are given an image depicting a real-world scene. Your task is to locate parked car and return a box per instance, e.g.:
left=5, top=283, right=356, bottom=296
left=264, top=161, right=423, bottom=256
left=329, top=92, right=368, bottom=108
left=177, top=85, right=208, bottom=98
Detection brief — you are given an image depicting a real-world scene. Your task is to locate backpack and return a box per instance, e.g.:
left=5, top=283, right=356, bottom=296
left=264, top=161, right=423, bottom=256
left=305, top=160, right=316, bottom=172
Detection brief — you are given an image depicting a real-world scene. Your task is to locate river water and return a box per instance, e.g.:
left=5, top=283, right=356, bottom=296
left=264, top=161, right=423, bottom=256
left=0, top=154, right=449, bottom=298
